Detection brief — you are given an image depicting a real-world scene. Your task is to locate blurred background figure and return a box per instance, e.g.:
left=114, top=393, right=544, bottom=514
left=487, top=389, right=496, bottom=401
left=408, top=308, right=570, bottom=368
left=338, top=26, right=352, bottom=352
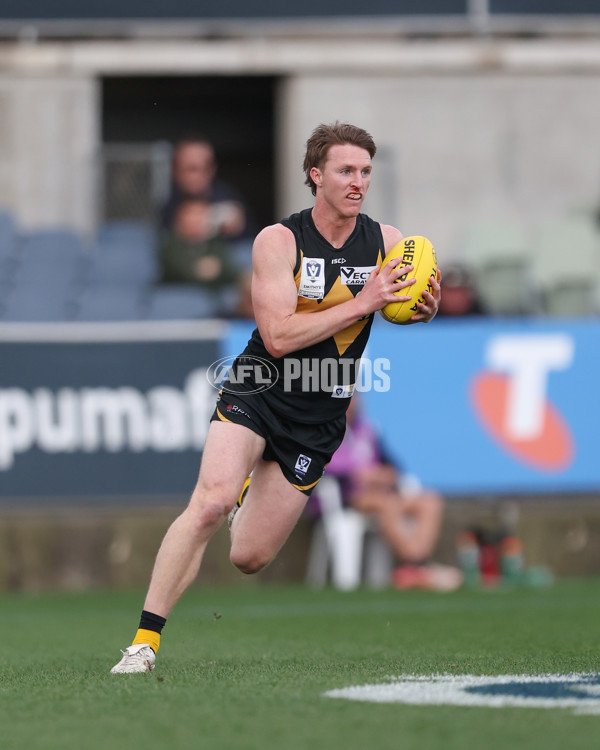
left=158, top=138, right=255, bottom=318
left=437, top=262, right=485, bottom=318
left=316, top=396, right=463, bottom=592
left=160, top=199, right=239, bottom=287
left=160, top=137, right=253, bottom=241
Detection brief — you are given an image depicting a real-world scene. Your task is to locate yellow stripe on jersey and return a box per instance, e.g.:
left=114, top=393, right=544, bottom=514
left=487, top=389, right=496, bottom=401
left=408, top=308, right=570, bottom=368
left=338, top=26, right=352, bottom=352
left=294, top=247, right=384, bottom=355
left=296, top=273, right=351, bottom=312
left=333, top=317, right=370, bottom=356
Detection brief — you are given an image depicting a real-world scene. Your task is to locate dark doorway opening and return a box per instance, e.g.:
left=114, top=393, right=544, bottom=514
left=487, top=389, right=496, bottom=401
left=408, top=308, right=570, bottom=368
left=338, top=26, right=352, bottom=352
left=101, top=75, right=277, bottom=230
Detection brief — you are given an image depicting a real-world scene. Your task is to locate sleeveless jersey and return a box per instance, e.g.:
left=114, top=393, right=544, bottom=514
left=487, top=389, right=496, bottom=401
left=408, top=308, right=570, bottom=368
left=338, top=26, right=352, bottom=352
left=226, top=208, right=385, bottom=424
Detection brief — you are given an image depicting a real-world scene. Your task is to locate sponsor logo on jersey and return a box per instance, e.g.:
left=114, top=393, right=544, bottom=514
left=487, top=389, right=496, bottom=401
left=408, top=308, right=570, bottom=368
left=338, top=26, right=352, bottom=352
left=340, top=266, right=377, bottom=286
left=299, top=257, right=325, bottom=299
left=294, top=453, right=312, bottom=478
left=331, top=257, right=347, bottom=264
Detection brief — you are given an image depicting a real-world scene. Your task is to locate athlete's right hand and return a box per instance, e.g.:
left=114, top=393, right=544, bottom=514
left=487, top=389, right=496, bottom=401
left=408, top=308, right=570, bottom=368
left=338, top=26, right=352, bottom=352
left=357, top=259, right=416, bottom=316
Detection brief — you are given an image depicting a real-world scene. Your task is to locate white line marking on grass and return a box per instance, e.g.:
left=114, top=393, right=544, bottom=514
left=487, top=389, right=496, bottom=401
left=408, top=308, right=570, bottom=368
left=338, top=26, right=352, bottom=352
left=323, top=673, right=600, bottom=715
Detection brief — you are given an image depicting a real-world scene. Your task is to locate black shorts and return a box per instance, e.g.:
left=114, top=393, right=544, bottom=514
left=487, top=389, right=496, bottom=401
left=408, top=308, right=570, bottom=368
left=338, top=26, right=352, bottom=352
left=211, top=391, right=346, bottom=496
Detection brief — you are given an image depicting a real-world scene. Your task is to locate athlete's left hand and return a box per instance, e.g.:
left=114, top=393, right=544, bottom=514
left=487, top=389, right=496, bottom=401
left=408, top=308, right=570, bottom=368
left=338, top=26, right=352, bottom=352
left=410, top=268, right=442, bottom=323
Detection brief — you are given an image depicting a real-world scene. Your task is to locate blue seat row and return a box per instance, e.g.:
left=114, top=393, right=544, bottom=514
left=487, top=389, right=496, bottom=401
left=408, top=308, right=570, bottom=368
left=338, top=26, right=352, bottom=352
left=0, top=213, right=242, bottom=321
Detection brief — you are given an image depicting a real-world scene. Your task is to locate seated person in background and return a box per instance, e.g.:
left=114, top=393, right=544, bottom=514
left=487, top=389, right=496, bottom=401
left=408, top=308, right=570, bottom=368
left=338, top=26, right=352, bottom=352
left=323, top=396, right=463, bottom=592
left=160, top=137, right=253, bottom=242
left=160, top=199, right=239, bottom=287
left=436, top=262, right=485, bottom=317
left=159, top=200, right=253, bottom=317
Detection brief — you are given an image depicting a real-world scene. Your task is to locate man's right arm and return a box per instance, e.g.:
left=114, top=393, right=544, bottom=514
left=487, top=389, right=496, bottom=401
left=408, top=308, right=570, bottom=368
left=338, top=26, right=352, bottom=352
left=251, top=224, right=413, bottom=358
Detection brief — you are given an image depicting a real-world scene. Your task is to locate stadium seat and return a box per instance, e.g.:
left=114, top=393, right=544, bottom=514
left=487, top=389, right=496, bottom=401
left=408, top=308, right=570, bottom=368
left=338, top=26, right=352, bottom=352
left=2, top=228, right=90, bottom=320
left=146, top=285, right=221, bottom=319
left=19, top=228, right=87, bottom=255
left=0, top=209, right=18, bottom=260
left=230, top=239, right=253, bottom=272
left=97, top=220, right=156, bottom=249
left=532, top=216, right=600, bottom=316
left=2, top=285, right=75, bottom=321
left=461, top=218, right=539, bottom=315
left=15, top=229, right=90, bottom=284
left=88, top=221, right=159, bottom=287
left=0, top=256, right=16, bottom=295
left=85, top=245, right=158, bottom=287
left=74, top=286, right=148, bottom=321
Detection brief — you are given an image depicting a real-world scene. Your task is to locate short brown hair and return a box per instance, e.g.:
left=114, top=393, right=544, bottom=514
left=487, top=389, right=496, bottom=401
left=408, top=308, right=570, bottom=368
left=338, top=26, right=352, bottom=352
left=303, top=122, right=377, bottom=196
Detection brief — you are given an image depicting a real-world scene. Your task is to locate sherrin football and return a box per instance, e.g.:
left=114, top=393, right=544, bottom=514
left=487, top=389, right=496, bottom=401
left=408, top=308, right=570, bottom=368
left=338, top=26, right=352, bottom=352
left=380, top=236, right=438, bottom=325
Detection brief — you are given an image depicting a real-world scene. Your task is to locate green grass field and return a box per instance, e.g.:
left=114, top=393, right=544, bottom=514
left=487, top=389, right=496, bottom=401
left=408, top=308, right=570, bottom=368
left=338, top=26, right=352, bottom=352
left=1, top=580, right=599, bottom=750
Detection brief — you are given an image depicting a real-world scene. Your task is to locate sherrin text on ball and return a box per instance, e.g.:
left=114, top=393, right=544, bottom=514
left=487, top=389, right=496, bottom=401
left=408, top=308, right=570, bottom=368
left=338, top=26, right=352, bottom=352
left=380, top=236, right=438, bottom=324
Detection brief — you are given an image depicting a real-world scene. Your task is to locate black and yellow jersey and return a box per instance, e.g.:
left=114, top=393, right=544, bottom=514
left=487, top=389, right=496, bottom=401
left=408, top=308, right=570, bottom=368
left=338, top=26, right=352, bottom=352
left=224, top=208, right=385, bottom=424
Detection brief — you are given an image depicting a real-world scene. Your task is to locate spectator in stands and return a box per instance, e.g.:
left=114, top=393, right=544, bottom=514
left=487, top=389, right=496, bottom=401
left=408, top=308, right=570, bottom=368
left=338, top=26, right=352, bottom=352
left=436, top=262, right=485, bottom=317
left=158, top=137, right=255, bottom=317
left=321, top=396, right=463, bottom=591
left=159, top=199, right=253, bottom=317
left=160, top=199, right=238, bottom=287
left=160, top=137, right=253, bottom=241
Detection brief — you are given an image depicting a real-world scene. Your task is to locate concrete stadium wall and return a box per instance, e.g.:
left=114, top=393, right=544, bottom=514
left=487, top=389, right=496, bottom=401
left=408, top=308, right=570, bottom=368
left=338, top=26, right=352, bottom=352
left=1, top=497, right=600, bottom=592
left=279, top=72, right=600, bottom=258
left=0, top=38, right=599, bottom=251
left=0, top=74, right=99, bottom=235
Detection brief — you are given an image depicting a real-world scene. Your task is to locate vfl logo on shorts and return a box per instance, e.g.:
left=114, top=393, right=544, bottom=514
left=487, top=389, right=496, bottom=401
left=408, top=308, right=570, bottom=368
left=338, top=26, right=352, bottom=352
left=332, top=384, right=355, bottom=398
left=294, top=453, right=312, bottom=479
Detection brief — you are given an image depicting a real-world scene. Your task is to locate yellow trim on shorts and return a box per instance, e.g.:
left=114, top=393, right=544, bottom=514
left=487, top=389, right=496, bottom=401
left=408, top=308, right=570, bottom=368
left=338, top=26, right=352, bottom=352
left=215, top=406, right=232, bottom=423
left=291, top=476, right=322, bottom=492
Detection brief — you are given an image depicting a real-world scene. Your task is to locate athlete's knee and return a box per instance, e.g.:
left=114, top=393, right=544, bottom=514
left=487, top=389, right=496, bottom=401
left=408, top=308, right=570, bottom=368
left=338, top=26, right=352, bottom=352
left=229, top=545, right=272, bottom=575
left=180, top=503, right=224, bottom=539
left=185, top=482, right=237, bottom=534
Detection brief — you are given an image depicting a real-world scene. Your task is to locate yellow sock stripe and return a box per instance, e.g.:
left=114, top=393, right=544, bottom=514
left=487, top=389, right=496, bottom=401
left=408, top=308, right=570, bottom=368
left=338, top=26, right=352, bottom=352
left=132, top=628, right=161, bottom=654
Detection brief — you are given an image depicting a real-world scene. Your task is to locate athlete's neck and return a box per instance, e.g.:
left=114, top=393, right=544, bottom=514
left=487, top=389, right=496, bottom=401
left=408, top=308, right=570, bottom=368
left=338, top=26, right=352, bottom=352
left=311, top=207, right=357, bottom=249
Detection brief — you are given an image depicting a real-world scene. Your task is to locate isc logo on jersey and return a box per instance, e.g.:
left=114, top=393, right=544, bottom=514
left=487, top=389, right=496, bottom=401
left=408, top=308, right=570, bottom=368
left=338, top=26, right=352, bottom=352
left=340, top=266, right=377, bottom=285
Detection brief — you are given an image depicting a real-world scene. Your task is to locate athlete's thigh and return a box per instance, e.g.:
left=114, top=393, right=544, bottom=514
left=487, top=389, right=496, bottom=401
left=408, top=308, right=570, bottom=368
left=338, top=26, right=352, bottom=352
left=230, top=457, right=309, bottom=559
left=191, top=420, right=266, bottom=507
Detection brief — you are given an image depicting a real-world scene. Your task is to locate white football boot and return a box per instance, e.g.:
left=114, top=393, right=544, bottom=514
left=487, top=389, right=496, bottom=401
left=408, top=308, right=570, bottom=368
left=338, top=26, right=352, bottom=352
left=110, top=643, right=156, bottom=674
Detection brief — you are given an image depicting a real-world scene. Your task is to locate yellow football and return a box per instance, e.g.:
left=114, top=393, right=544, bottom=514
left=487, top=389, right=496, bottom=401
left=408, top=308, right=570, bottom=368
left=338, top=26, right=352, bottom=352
left=380, top=236, right=438, bottom=324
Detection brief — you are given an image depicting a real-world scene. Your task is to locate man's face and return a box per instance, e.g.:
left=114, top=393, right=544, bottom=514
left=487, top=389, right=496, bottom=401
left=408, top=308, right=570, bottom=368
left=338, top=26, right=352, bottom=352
left=173, top=143, right=216, bottom=195
left=312, top=144, right=372, bottom=217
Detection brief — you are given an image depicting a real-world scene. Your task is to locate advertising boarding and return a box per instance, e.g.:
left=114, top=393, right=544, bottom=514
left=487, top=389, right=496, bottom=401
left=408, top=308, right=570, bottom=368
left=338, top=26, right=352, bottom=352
left=0, top=318, right=598, bottom=502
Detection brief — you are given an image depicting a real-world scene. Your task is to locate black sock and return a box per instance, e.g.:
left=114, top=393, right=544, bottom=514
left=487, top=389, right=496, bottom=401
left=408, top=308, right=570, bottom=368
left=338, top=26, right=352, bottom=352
left=139, top=609, right=167, bottom=634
